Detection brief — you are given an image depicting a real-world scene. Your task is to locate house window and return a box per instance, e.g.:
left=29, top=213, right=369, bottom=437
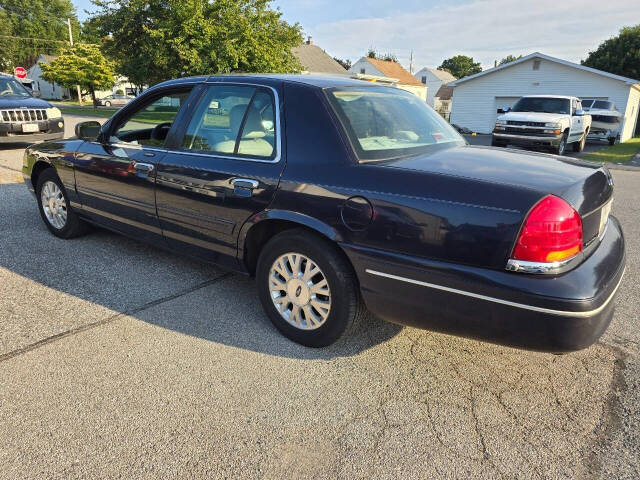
left=421, top=76, right=427, bottom=84
left=360, top=68, right=365, bottom=74
left=533, top=60, right=541, bottom=71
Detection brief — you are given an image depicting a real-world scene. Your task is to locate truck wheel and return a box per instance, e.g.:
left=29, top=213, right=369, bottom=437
left=554, top=132, right=568, bottom=155
left=573, top=133, right=586, bottom=153
left=608, top=137, right=616, bottom=146
left=256, top=229, right=363, bottom=347
left=491, top=138, right=506, bottom=148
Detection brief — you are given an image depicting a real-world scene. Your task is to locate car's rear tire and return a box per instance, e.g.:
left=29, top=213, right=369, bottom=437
left=608, top=137, right=616, bottom=146
left=104, top=101, right=111, bottom=107
left=554, top=132, right=568, bottom=155
left=573, top=133, right=586, bottom=153
left=36, top=168, right=88, bottom=239
left=256, top=229, right=362, bottom=347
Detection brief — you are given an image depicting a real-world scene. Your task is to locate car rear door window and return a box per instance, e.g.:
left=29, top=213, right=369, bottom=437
left=181, top=85, right=276, bottom=159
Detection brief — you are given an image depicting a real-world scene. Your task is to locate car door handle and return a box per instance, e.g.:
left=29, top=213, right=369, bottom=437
left=231, top=178, right=259, bottom=189
left=133, top=162, right=154, bottom=173
left=231, top=178, right=259, bottom=197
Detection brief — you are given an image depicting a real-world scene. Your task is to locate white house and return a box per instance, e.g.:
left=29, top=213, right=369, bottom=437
left=449, top=52, right=640, bottom=142
left=27, top=55, right=71, bottom=100
left=434, top=85, right=453, bottom=118
left=414, top=67, right=456, bottom=107
left=349, top=57, right=427, bottom=101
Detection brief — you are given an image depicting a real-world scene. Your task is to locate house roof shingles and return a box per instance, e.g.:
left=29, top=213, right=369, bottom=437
left=424, top=68, right=456, bottom=83
left=292, top=44, right=347, bottom=74
left=435, top=85, right=453, bottom=100
left=364, top=57, right=424, bottom=86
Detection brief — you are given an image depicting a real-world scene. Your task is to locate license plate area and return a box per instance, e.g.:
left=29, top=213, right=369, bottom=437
left=22, top=123, right=40, bottom=133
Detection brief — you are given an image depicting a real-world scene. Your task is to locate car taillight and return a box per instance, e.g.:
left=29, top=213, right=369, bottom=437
left=512, top=195, right=583, bottom=264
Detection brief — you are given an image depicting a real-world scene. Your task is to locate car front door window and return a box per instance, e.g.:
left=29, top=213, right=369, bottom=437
left=112, top=92, right=190, bottom=148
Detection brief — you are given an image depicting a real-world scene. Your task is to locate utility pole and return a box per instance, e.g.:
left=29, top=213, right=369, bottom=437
left=409, top=50, right=414, bottom=74
left=67, top=18, right=83, bottom=105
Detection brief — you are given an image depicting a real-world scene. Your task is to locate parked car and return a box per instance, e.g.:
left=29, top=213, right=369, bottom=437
left=22, top=75, right=625, bottom=352
left=582, top=100, right=622, bottom=146
left=492, top=95, right=592, bottom=155
left=97, top=94, right=134, bottom=107
left=0, top=74, right=64, bottom=143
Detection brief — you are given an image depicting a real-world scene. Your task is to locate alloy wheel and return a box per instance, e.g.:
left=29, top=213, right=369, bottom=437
left=40, top=180, right=67, bottom=229
left=269, top=253, right=331, bottom=330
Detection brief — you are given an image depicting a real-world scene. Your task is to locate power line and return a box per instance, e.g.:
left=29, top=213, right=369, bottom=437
left=0, top=34, right=69, bottom=43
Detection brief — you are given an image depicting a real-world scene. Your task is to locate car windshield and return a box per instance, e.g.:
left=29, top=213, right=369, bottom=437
left=512, top=97, right=570, bottom=114
left=326, top=86, right=463, bottom=161
left=592, top=100, right=614, bottom=110
left=0, top=77, right=31, bottom=97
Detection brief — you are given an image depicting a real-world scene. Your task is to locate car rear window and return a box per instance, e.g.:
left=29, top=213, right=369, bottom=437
left=325, top=86, right=463, bottom=161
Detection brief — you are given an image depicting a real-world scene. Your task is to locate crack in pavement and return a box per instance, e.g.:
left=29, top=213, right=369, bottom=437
left=0, top=272, right=233, bottom=362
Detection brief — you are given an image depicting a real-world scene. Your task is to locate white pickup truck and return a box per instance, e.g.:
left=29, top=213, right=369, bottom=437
left=492, top=95, right=592, bottom=155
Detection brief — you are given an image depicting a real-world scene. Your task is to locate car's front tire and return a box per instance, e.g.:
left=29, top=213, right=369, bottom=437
left=554, top=132, right=568, bottom=155
left=256, top=229, right=362, bottom=347
left=36, top=168, right=88, bottom=239
left=573, top=132, right=586, bottom=152
left=491, top=138, right=507, bottom=148
left=608, top=137, right=616, bottom=146
left=104, top=101, right=111, bottom=107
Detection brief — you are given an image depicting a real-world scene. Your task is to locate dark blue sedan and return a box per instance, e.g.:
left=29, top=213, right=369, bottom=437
left=22, top=75, right=625, bottom=352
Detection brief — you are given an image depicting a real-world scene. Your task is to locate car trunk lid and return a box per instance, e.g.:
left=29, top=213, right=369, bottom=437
left=386, top=144, right=614, bottom=246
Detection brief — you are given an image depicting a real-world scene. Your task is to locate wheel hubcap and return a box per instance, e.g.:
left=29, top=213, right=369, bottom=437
left=269, top=253, right=331, bottom=330
left=40, top=180, right=67, bottom=229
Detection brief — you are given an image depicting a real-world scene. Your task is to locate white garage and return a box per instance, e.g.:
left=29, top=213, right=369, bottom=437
left=449, top=52, right=640, bottom=142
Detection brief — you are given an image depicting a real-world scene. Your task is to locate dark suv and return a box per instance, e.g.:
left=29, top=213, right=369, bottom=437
left=0, top=74, right=64, bottom=144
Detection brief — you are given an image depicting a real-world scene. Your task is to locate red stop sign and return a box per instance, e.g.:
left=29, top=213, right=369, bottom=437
left=14, top=67, right=27, bottom=79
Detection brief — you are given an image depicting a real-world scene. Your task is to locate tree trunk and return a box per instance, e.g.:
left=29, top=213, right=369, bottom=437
left=90, top=86, right=97, bottom=109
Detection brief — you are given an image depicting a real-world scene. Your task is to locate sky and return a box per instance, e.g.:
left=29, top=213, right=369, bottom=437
left=72, top=0, right=640, bottom=71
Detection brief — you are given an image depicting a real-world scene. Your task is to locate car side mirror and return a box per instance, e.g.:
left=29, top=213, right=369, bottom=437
left=31, top=90, right=41, bottom=98
left=502, top=106, right=510, bottom=113
left=75, top=121, right=101, bottom=141
left=574, top=109, right=585, bottom=116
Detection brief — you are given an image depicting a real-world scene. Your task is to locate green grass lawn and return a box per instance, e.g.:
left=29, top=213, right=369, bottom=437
left=59, top=106, right=117, bottom=118
left=583, top=137, right=640, bottom=163
left=60, top=106, right=177, bottom=125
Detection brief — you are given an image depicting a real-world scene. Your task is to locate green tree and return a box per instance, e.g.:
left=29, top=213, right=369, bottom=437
left=0, top=0, right=80, bottom=69
left=333, top=57, right=351, bottom=70
left=439, top=55, right=482, bottom=79
left=499, top=54, right=523, bottom=65
left=40, top=44, right=115, bottom=106
left=89, top=0, right=303, bottom=87
left=366, top=48, right=397, bottom=63
left=582, top=25, right=640, bottom=80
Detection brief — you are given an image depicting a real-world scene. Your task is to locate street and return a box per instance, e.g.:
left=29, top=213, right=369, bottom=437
left=0, top=117, right=638, bottom=479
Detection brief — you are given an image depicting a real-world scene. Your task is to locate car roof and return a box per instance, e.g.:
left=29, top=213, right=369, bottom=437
left=153, top=73, right=380, bottom=90
left=520, top=95, right=576, bottom=100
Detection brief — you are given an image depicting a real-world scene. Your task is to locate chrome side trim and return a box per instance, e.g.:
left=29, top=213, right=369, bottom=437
left=364, top=268, right=625, bottom=318
left=505, top=257, right=577, bottom=274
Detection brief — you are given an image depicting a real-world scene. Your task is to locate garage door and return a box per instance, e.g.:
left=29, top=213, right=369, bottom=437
left=494, top=96, right=521, bottom=118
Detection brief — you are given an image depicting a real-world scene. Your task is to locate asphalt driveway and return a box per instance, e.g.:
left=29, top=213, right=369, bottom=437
left=0, top=118, right=638, bottom=479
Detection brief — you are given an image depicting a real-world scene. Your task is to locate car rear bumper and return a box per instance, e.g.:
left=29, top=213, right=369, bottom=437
left=341, top=216, right=625, bottom=352
left=492, top=132, right=563, bottom=148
